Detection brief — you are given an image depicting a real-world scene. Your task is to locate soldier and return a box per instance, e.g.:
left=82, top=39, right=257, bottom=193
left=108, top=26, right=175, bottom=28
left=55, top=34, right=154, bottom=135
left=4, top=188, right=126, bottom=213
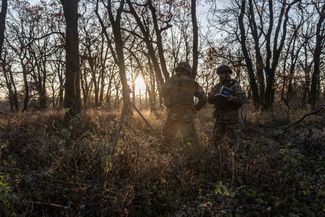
left=161, top=62, right=207, bottom=147
left=208, top=64, right=245, bottom=150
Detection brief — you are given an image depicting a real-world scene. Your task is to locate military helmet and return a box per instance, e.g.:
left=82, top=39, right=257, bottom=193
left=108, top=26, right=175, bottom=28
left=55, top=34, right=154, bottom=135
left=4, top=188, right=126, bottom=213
left=216, top=64, right=232, bottom=74
left=175, top=62, right=192, bottom=76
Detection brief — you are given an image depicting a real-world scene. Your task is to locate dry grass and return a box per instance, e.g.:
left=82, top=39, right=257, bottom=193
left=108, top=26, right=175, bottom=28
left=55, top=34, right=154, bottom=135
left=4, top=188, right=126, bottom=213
left=0, top=106, right=324, bottom=216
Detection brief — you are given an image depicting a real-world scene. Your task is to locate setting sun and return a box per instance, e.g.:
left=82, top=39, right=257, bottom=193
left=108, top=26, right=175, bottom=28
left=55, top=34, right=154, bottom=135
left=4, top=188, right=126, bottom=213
left=134, top=75, right=146, bottom=95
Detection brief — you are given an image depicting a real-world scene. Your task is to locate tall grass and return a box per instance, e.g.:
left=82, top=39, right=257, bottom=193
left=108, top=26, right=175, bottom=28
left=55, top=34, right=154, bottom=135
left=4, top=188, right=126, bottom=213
left=0, top=106, right=324, bottom=216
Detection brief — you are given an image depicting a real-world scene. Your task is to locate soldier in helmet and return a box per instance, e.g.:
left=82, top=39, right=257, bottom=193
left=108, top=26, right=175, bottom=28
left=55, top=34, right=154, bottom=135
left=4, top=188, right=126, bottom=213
left=161, top=62, right=207, bottom=148
left=208, top=64, right=245, bottom=150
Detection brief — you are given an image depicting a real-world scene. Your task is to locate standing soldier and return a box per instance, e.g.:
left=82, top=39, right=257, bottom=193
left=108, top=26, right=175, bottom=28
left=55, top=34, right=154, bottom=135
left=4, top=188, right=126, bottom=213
left=161, top=62, right=207, bottom=148
left=208, top=64, right=245, bottom=150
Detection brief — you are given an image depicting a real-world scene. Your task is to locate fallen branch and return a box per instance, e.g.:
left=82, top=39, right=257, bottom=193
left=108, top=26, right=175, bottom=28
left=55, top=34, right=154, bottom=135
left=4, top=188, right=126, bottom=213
left=30, top=201, right=67, bottom=208
left=109, top=105, right=127, bottom=155
left=0, top=111, right=9, bottom=116
left=131, top=103, right=161, bottom=139
left=279, top=105, right=325, bottom=135
left=109, top=104, right=161, bottom=156
left=291, top=105, right=324, bottom=125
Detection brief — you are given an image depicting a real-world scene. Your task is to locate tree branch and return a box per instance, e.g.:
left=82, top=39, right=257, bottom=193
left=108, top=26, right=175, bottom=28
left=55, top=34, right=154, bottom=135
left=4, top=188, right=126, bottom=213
left=279, top=105, right=325, bottom=135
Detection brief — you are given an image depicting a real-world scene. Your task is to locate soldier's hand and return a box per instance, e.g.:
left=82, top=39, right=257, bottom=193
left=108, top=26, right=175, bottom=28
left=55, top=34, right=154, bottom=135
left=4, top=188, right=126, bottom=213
left=227, top=95, right=237, bottom=101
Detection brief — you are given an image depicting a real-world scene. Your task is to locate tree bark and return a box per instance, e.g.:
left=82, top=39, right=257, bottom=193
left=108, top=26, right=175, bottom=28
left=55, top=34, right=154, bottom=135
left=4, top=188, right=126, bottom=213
left=238, top=0, right=260, bottom=108
left=2, top=60, right=18, bottom=112
left=61, top=0, right=81, bottom=118
left=110, top=0, right=132, bottom=114
left=148, top=0, right=170, bottom=80
left=309, top=4, right=325, bottom=108
left=248, top=0, right=265, bottom=105
left=0, top=0, right=7, bottom=60
left=191, top=0, right=199, bottom=79
left=22, top=64, right=29, bottom=111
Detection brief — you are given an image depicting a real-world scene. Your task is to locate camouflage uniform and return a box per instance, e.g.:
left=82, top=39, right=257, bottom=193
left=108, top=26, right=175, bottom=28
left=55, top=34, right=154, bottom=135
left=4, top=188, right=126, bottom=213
left=161, top=62, right=207, bottom=146
left=208, top=66, right=245, bottom=149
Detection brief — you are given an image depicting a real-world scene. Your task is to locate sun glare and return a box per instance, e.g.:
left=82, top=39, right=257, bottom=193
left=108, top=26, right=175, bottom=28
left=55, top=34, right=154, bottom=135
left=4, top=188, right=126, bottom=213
left=134, top=75, right=146, bottom=95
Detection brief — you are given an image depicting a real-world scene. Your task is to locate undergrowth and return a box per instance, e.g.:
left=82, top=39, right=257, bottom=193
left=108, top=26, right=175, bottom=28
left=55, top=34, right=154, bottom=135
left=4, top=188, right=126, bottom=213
left=0, top=106, right=324, bottom=217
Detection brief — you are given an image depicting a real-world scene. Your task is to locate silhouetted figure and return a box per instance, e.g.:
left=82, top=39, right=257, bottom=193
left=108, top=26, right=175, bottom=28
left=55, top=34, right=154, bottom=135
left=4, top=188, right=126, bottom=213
left=161, top=62, right=207, bottom=148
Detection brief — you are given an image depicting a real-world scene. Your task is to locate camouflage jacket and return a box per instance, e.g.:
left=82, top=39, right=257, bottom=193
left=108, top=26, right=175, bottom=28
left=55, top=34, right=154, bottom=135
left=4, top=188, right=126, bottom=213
left=162, top=75, right=207, bottom=117
left=208, top=79, right=245, bottom=123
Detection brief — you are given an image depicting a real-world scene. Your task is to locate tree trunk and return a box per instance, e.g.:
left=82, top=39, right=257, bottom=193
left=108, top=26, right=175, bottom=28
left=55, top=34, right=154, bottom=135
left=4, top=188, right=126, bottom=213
left=2, top=63, right=18, bottom=112
left=99, top=69, right=105, bottom=106
left=148, top=0, right=170, bottom=80
left=22, top=65, right=29, bottom=111
left=248, top=0, right=265, bottom=105
left=96, top=0, right=131, bottom=113
left=238, top=0, right=260, bottom=108
left=2, top=55, right=19, bottom=112
left=132, top=73, right=136, bottom=106
left=61, top=0, right=81, bottom=118
left=191, top=0, right=198, bottom=79
left=126, top=0, right=165, bottom=106
left=264, top=69, right=275, bottom=110
left=302, top=68, right=310, bottom=106
left=309, top=4, right=325, bottom=108
left=113, top=23, right=132, bottom=114
left=0, top=0, right=7, bottom=60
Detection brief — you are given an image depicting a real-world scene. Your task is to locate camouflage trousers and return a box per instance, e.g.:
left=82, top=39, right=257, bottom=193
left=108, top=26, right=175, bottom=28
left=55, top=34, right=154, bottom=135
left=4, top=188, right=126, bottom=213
left=211, top=122, right=240, bottom=151
left=162, top=113, right=198, bottom=147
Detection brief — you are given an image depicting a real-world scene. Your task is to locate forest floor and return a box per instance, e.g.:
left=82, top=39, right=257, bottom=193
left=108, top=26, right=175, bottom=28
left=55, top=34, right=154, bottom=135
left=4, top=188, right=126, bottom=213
left=0, top=103, right=324, bottom=217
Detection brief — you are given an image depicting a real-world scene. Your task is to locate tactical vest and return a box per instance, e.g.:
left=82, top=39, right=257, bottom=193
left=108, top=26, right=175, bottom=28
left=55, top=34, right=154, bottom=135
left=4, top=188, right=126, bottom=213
left=164, top=76, right=196, bottom=108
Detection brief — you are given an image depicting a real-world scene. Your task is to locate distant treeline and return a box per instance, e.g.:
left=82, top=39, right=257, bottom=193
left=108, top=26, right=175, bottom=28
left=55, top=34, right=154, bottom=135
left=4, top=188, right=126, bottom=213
left=0, top=0, right=324, bottom=114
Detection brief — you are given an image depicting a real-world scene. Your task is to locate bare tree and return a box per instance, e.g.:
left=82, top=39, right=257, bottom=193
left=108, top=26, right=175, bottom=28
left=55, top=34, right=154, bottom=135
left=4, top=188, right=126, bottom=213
left=238, top=0, right=259, bottom=108
left=5, top=0, right=35, bottom=111
left=125, top=0, right=166, bottom=106
left=237, top=0, right=300, bottom=109
left=95, top=0, right=132, bottom=113
left=147, top=0, right=171, bottom=80
left=1, top=49, right=18, bottom=111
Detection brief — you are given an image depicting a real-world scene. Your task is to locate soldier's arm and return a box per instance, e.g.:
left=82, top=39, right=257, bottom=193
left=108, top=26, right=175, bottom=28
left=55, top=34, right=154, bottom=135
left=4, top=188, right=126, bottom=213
left=231, top=82, right=246, bottom=105
left=194, top=82, right=207, bottom=111
left=207, top=85, right=218, bottom=104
